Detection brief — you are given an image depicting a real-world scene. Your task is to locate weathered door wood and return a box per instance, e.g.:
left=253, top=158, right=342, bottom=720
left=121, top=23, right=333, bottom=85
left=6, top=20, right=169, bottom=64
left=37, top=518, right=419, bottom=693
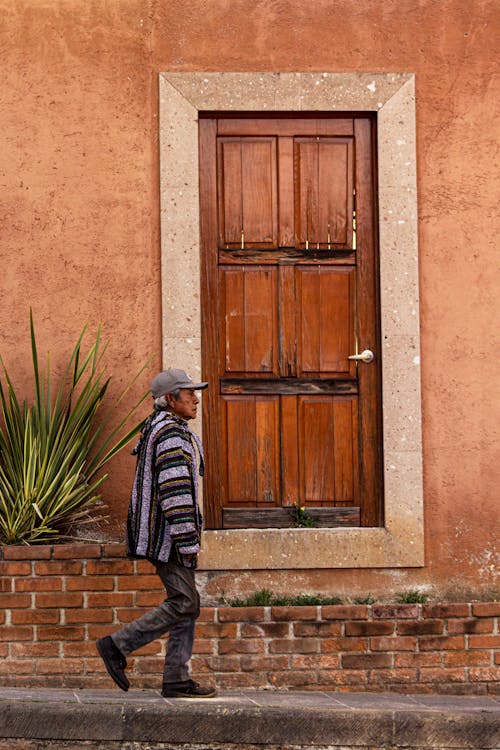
left=219, top=266, right=278, bottom=376
left=295, top=137, right=354, bottom=248
left=217, top=137, right=278, bottom=248
left=199, top=115, right=382, bottom=529
left=296, top=266, right=355, bottom=376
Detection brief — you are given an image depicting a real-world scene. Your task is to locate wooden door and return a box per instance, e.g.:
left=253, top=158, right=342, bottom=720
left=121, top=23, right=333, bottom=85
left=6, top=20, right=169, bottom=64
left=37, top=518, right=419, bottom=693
left=199, top=115, right=382, bottom=529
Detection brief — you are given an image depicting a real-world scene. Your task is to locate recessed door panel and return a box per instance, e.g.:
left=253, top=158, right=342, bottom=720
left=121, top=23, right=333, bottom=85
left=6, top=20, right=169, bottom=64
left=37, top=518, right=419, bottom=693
left=298, top=395, right=358, bottom=506
left=299, top=396, right=336, bottom=504
left=295, top=138, right=354, bottom=248
left=333, top=397, right=359, bottom=506
left=217, top=137, right=278, bottom=247
left=220, top=266, right=278, bottom=376
left=297, top=266, right=355, bottom=377
left=222, top=395, right=280, bottom=506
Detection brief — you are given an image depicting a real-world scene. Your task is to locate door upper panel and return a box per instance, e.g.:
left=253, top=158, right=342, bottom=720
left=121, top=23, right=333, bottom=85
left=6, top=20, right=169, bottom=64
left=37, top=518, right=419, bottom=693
left=217, top=132, right=354, bottom=250
left=295, top=137, right=354, bottom=249
left=217, top=137, right=278, bottom=248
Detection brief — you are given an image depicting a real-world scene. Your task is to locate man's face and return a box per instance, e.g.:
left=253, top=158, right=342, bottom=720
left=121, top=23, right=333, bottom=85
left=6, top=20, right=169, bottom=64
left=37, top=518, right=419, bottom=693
left=166, top=388, right=200, bottom=420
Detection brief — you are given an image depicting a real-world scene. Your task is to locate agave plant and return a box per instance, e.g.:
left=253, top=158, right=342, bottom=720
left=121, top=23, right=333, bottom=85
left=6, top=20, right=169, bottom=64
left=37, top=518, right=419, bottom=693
left=0, top=312, right=149, bottom=545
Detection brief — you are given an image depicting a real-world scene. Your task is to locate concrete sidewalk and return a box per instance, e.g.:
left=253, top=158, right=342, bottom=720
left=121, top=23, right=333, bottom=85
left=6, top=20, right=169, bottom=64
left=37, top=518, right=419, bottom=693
left=0, top=687, right=499, bottom=749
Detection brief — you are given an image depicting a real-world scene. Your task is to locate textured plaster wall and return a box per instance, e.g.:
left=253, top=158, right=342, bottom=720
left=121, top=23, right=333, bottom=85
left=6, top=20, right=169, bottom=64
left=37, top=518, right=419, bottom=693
left=0, top=0, right=498, bottom=597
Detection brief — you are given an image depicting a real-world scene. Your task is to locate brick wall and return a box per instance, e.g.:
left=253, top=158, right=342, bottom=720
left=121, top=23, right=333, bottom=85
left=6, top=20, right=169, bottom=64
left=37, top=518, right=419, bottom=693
left=0, top=545, right=499, bottom=694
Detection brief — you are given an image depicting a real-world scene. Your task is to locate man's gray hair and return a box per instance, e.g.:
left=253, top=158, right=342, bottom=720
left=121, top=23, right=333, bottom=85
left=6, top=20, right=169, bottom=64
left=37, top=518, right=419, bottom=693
left=154, top=389, right=180, bottom=410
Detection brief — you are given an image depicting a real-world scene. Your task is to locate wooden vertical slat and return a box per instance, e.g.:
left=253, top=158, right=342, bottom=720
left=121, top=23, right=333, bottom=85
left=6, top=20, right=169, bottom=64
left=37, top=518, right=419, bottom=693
left=220, top=268, right=245, bottom=373
left=244, top=267, right=278, bottom=374
left=223, top=396, right=257, bottom=505
left=297, top=267, right=320, bottom=373
left=278, top=265, right=297, bottom=377
left=220, top=385, right=229, bottom=509
left=295, top=140, right=319, bottom=246
left=199, top=117, right=222, bottom=527
left=354, top=117, right=382, bottom=526
left=299, top=396, right=336, bottom=505
left=318, top=141, right=345, bottom=244
left=241, top=140, right=278, bottom=245
left=319, top=268, right=354, bottom=374
left=255, top=396, right=280, bottom=505
left=218, top=140, right=243, bottom=245
left=280, top=396, right=299, bottom=507
left=351, top=397, right=360, bottom=509
left=333, top=397, right=356, bottom=505
left=318, top=140, right=353, bottom=246
left=278, top=137, right=294, bottom=246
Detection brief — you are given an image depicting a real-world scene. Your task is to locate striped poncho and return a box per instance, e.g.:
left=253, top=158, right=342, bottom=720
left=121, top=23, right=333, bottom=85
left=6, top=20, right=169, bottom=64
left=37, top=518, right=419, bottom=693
left=126, top=410, right=204, bottom=563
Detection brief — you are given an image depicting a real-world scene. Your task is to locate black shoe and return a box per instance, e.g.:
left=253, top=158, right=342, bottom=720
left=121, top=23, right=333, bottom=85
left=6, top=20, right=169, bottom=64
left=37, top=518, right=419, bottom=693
left=96, top=636, right=129, bottom=691
left=162, top=679, right=217, bottom=698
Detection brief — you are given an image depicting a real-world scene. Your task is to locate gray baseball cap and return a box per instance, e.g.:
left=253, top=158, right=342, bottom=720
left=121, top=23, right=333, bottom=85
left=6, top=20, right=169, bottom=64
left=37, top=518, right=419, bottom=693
left=150, top=368, right=208, bottom=398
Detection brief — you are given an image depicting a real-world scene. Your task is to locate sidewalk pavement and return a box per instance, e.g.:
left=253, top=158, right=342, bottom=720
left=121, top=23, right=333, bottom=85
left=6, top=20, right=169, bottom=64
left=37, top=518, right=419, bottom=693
left=0, top=687, right=499, bottom=749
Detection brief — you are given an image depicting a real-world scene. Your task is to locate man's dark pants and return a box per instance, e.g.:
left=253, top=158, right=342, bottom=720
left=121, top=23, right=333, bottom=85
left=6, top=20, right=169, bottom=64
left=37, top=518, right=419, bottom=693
left=111, top=560, right=200, bottom=685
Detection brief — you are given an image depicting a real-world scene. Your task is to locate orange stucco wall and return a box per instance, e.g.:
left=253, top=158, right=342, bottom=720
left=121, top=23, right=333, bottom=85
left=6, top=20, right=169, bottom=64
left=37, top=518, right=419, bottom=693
left=0, top=0, right=498, bottom=597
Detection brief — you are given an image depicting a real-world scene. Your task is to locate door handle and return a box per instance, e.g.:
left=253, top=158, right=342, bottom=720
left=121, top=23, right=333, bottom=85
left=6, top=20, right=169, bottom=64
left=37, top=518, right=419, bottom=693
left=348, top=349, right=374, bottom=364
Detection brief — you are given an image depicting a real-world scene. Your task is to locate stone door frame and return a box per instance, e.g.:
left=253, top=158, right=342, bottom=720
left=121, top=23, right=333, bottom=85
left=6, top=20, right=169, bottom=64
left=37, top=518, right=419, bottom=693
left=159, top=72, right=423, bottom=570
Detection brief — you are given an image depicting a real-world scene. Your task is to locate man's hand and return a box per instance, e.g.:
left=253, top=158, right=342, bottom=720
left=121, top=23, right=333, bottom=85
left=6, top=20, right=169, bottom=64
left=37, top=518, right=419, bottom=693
left=182, top=553, right=198, bottom=569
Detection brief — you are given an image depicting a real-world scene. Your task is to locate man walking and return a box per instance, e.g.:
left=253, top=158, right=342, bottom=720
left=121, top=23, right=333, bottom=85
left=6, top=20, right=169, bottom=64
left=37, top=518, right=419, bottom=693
left=96, top=368, right=216, bottom=698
